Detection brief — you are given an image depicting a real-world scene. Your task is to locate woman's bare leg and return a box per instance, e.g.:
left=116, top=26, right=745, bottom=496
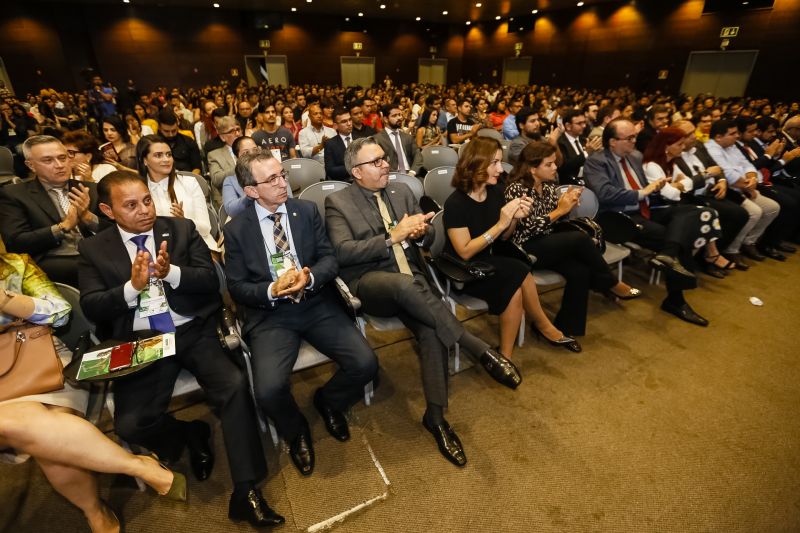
left=497, top=288, right=523, bottom=358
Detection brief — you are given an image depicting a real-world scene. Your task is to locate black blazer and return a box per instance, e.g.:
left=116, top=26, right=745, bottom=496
left=557, top=134, right=586, bottom=185
left=0, top=178, right=98, bottom=262
left=78, top=216, right=220, bottom=341
left=222, top=198, right=338, bottom=335
left=323, top=135, right=350, bottom=181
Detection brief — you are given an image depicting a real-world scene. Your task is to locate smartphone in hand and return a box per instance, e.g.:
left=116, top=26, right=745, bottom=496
left=99, top=142, right=120, bottom=162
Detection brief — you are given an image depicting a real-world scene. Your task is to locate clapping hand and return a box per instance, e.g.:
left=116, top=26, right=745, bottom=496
left=272, top=266, right=310, bottom=298
left=170, top=201, right=184, bottom=218
left=130, top=250, right=151, bottom=291
left=151, top=241, right=171, bottom=279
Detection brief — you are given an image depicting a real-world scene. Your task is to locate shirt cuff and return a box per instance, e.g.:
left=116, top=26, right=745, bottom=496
left=267, top=282, right=278, bottom=302
left=163, top=265, right=181, bottom=288
left=123, top=281, right=140, bottom=308
left=307, top=273, right=315, bottom=291
left=637, top=190, right=647, bottom=200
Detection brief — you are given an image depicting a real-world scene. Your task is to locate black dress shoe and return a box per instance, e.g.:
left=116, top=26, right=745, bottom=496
left=776, top=242, right=796, bottom=254
left=700, top=261, right=727, bottom=279
left=186, top=420, right=214, bottom=481
left=313, top=388, right=350, bottom=442
left=660, top=300, right=709, bottom=327
left=289, top=429, right=315, bottom=476
left=725, top=253, right=750, bottom=271
left=759, top=246, right=786, bottom=261
left=479, top=349, right=522, bottom=389
left=229, top=488, right=285, bottom=528
left=741, top=244, right=765, bottom=261
left=650, top=254, right=696, bottom=281
left=422, top=417, right=467, bottom=467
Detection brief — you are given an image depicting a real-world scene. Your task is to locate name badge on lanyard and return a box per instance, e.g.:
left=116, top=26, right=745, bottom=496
left=137, top=279, right=169, bottom=318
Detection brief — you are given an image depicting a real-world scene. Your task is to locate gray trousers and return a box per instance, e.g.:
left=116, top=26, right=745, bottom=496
left=725, top=192, right=780, bottom=253
left=355, top=271, right=463, bottom=408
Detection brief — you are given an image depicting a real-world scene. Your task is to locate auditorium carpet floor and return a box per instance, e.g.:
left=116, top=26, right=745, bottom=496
left=2, top=254, right=799, bottom=533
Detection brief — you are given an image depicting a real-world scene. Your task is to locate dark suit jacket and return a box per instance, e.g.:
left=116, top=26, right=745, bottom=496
left=557, top=134, right=588, bottom=185
left=325, top=182, right=430, bottom=292
left=223, top=198, right=338, bottom=336
left=0, top=178, right=98, bottom=262
left=374, top=129, right=423, bottom=175
left=78, top=216, right=220, bottom=341
left=778, top=132, right=800, bottom=178
left=584, top=149, right=663, bottom=212
left=323, top=135, right=350, bottom=181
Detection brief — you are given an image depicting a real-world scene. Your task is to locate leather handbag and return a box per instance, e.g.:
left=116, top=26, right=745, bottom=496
left=0, top=320, right=65, bottom=402
left=552, top=217, right=607, bottom=253
left=435, top=252, right=496, bottom=283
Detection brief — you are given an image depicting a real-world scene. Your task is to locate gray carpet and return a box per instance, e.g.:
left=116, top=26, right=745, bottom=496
left=2, top=254, right=799, bottom=533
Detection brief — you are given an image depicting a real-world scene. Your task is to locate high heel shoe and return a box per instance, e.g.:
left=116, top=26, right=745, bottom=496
left=603, top=286, right=643, bottom=301
left=149, top=454, right=188, bottom=502
left=98, top=500, right=123, bottom=533
left=531, top=326, right=582, bottom=353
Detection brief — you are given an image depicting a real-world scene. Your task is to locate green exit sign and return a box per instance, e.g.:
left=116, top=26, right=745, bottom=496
left=720, top=26, right=739, bottom=38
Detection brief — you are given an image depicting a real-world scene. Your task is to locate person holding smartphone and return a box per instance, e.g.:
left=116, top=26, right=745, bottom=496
left=100, top=115, right=137, bottom=171
left=506, top=141, right=642, bottom=339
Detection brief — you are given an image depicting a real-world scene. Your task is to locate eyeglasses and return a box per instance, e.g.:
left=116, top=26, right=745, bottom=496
left=221, top=127, right=242, bottom=135
left=252, top=170, right=288, bottom=187
left=615, top=135, right=637, bottom=142
left=353, top=155, right=389, bottom=168
left=66, top=149, right=80, bottom=158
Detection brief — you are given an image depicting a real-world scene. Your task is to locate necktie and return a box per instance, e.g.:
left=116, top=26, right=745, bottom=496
left=55, top=188, right=71, bottom=215
left=130, top=235, right=176, bottom=333
left=344, top=136, right=351, bottom=147
left=393, top=131, right=407, bottom=173
left=268, top=214, right=290, bottom=253
left=620, top=158, right=650, bottom=219
left=373, top=192, right=412, bottom=275
left=574, top=138, right=584, bottom=157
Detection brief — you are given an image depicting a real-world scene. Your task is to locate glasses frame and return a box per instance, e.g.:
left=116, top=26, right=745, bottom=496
left=352, top=155, right=389, bottom=169
left=250, top=169, right=289, bottom=188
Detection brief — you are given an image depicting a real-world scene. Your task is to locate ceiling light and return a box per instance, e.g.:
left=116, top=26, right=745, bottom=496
left=475, top=2, right=482, bottom=6
left=358, top=12, right=363, bottom=16
left=532, top=9, right=538, bottom=14
left=380, top=4, right=385, bottom=8
left=123, top=0, right=130, bottom=3
left=345, top=17, right=349, bottom=21
left=577, top=1, right=585, bottom=6
left=442, top=10, right=448, bottom=15
left=291, top=7, right=296, bottom=11
left=466, top=21, right=471, bottom=25
left=495, top=15, right=501, bottom=20
left=416, top=16, right=421, bottom=20
left=742, top=0, right=749, bottom=3
left=212, top=2, right=219, bottom=6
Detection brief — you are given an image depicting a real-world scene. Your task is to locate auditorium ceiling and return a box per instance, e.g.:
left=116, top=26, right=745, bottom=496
left=25, top=0, right=629, bottom=22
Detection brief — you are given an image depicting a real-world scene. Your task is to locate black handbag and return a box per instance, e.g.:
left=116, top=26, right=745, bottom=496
left=552, top=217, right=607, bottom=253
left=434, top=252, right=496, bottom=283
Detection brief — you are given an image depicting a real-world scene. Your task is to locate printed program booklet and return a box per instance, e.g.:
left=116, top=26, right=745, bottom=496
left=76, top=333, right=176, bottom=380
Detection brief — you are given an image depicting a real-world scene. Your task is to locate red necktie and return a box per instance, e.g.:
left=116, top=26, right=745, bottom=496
left=620, top=157, right=650, bottom=219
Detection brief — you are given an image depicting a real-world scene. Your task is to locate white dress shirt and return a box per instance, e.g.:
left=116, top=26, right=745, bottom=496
left=147, top=173, right=219, bottom=251
left=117, top=226, right=193, bottom=330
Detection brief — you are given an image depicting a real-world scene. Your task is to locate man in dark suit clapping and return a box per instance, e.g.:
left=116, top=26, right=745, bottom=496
left=78, top=171, right=283, bottom=528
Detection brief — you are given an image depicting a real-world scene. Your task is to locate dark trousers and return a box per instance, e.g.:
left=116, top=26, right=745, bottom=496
left=699, top=197, right=749, bottom=254
left=523, top=231, right=617, bottom=336
left=355, top=271, right=461, bottom=408
left=112, top=314, right=267, bottom=485
left=629, top=203, right=721, bottom=294
left=38, top=255, right=80, bottom=287
left=247, top=293, right=378, bottom=441
left=760, top=184, right=800, bottom=245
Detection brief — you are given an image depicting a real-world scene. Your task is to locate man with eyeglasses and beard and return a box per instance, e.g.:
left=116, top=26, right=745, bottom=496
left=324, top=137, right=522, bottom=469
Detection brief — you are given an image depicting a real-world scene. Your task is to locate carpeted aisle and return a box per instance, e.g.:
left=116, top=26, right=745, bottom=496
left=2, top=255, right=799, bottom=533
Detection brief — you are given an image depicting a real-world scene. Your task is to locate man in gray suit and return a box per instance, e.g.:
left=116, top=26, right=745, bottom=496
left=374, top=104, right=423, bottom=176
left=324, top=137, right=521, bottom=468
left=207, top=115, right=242, bottom=205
